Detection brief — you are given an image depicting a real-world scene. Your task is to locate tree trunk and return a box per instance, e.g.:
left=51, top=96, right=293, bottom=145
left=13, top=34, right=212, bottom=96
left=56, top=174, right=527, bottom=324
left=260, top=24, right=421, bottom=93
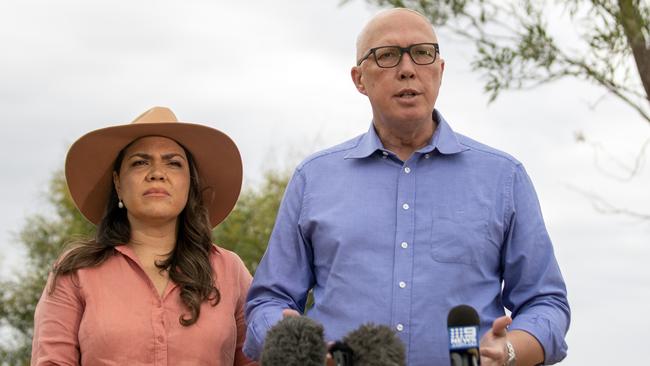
left=618, top=0, right=650, bottom=105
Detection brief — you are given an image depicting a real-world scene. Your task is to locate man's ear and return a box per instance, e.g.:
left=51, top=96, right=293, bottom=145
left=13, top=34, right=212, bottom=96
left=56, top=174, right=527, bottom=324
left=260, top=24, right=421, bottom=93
left=351, top=66, right=367, bottom=96
left=436, top=58, right=445, bottom=89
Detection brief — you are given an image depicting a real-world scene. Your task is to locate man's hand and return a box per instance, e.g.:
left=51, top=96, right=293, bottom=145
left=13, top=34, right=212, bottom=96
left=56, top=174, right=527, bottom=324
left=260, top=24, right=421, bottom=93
left=282, top=308, right=301, bottom=318
left=479, top=315, right=512, bottom=366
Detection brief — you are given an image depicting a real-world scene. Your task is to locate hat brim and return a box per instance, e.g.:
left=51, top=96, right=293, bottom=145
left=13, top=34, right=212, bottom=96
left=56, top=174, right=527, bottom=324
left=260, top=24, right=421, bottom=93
left=65, top=122, right=242, bottom=228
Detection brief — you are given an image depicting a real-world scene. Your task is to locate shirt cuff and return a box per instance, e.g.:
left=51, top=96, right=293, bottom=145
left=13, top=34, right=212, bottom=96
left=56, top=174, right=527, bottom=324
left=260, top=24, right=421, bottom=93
left=510, top=313, right=568, bottom=364
left=243, top=307, right=284, bottom=360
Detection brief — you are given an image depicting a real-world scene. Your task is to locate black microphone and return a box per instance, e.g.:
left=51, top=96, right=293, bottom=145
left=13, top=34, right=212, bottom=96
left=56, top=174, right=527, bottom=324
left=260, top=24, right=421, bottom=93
left=447, top=305, right=481, bottom=366
left=330, top=323, right=406, bottom=366
left=260, top=316, right=328, bottom=366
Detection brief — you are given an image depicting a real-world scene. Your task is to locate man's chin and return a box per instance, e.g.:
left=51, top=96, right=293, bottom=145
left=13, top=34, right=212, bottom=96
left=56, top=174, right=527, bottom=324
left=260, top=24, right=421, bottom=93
left=386, top=112, right=432, bottom=126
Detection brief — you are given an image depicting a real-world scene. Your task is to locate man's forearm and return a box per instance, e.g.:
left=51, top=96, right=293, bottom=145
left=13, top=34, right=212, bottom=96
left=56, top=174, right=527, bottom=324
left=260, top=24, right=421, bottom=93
left=509, top=329, right=544, bottom=365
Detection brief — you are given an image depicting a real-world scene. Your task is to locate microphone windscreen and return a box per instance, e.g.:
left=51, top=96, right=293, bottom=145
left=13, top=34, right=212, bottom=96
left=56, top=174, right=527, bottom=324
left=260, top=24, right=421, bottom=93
left=447, top=305, right=480, bottom=353
left=447, top=304, right=480, bottom=327
left=260, top=316, right=327, bottom=366
left=342, top=323, right=406, bottom=366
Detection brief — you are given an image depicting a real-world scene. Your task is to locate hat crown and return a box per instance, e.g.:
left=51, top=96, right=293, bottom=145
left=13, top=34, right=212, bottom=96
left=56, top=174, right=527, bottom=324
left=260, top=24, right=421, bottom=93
left=132, top=106, right=178, bottom=124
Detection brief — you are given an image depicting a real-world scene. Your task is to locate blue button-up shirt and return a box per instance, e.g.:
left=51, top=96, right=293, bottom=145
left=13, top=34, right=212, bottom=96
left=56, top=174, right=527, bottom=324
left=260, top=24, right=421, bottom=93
left=244, top=111, right=570, bottom=365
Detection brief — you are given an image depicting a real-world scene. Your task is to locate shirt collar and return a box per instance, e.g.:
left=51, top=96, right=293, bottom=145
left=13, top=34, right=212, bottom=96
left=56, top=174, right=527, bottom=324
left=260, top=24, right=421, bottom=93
left=114, top=244, right=139, bottom=263
left=345, top=122, right=386, bottom=159
left=345, top=110, right=467, bottom=159
left=427, top=110, right=468, bottom=155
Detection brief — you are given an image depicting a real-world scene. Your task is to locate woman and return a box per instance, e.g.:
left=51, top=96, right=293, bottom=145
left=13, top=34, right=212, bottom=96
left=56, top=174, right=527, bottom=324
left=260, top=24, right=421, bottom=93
left=31, top=107, right=256, bottom=366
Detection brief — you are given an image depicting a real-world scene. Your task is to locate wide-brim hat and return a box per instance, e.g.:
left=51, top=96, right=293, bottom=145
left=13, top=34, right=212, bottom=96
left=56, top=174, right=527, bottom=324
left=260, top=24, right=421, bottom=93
left=65, top=106, right=242, bottom=228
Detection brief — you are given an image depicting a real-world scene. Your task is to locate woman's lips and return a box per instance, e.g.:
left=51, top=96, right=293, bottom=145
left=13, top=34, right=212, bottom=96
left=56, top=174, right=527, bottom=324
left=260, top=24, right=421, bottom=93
left=143, top=188, right=170, bottom=197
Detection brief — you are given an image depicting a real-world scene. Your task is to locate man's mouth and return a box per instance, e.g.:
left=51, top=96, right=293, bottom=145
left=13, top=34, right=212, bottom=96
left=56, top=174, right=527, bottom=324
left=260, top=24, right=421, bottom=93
left=396, top=89, right=419, bottom=98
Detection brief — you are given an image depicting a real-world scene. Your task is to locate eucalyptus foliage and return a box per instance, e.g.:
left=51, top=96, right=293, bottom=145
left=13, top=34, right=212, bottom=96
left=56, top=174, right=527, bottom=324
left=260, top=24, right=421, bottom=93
left=213, top=169, right=290, bottom=273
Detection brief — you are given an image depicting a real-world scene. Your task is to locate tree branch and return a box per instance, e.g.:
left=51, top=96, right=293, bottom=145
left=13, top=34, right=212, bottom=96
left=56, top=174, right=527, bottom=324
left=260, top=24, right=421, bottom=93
left=564, top=56, right=650, bottom=124
left=566, top=184, right=650, bottom=220
left=582, top=137, right=650, bottom=181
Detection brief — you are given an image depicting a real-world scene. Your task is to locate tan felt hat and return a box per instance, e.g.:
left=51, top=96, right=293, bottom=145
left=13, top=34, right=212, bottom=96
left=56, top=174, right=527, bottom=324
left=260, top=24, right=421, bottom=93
left=65, top=106, right=242, bottom=228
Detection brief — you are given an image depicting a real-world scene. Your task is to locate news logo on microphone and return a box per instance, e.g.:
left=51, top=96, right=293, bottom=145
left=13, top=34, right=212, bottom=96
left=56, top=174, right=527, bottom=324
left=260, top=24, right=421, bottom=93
left=448, top=325, right=479, bottom=350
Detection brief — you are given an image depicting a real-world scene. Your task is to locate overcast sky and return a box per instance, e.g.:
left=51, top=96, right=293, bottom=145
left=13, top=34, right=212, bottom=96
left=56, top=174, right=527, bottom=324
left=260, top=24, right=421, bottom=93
left=1, top=1, right=649, bottom=364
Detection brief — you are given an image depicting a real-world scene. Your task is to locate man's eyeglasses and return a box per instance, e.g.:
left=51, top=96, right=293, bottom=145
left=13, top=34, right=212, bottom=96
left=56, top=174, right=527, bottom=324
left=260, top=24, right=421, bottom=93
left=357, top=43, right=440, bottom=68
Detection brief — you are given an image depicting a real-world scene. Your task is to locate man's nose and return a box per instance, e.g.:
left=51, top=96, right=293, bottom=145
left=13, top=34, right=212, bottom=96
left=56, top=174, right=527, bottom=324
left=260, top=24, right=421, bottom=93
left=398, top=53, right=416, bottom=79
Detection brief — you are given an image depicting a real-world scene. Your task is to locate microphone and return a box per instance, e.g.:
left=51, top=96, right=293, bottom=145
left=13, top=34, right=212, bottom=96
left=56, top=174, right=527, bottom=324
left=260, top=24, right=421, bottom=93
left=260, top=316, right=328, bottom=366
left=447, top=305, right=481, bottom=366
left=329, top=323, right=406, bottom=366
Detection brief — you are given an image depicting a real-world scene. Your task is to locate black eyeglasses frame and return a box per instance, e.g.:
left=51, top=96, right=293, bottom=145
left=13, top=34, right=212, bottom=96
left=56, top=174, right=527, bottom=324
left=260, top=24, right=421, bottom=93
left=356, top=43, right=440, bottom=68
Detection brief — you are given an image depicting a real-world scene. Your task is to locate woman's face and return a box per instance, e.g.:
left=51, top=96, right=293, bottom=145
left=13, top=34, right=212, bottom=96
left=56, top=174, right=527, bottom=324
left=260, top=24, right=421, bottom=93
left=113, top=136, right=190, bottom=227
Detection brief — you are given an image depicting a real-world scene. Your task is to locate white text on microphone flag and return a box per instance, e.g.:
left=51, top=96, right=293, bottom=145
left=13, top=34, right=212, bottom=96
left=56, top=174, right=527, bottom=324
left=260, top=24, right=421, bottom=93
left=448, top=326, right=479, bottom=350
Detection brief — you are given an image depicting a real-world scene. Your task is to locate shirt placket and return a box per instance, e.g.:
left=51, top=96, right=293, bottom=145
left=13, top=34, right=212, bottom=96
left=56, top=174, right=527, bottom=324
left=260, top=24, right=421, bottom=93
left=391, top=156, right=417, bottom=358
left=115, top=247, right=171, bottom=365
left=152, top=297, right=168, bottom=366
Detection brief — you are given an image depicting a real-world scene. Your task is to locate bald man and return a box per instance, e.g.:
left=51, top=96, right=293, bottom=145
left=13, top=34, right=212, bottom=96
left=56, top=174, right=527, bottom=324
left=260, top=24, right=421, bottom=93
left=244, top=9, right=569, bottom=365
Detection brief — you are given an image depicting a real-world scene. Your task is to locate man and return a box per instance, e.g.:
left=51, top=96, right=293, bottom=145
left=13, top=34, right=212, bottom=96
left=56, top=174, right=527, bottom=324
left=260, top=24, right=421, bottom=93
left=244, top=8, right=570, bottom=365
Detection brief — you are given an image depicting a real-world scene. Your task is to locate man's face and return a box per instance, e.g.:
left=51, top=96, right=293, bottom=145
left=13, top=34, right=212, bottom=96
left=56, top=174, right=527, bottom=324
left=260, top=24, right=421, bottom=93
left=351, top=11, right=444, bottom=129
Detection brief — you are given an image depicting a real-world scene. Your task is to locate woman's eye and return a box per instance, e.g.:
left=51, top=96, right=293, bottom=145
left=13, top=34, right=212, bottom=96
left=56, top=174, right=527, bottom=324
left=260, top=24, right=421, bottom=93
left=169, top=160, right=183, bottom=167
left=132, top=160, right=147, bottom=167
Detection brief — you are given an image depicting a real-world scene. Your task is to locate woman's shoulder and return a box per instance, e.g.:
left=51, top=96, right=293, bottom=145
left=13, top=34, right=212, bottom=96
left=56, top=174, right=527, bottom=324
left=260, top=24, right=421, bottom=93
left=209, top=244, right=251, bottom=279
left=44, top=246, right=121, bottom=296
left=209, top=244, right=245, bottom=266
left=53, top=244, right=120, bottom=274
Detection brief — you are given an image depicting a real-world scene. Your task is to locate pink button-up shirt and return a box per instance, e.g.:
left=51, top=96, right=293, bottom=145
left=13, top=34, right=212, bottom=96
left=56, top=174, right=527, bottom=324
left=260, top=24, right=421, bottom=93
left=31, top=244, right=257, bottom=366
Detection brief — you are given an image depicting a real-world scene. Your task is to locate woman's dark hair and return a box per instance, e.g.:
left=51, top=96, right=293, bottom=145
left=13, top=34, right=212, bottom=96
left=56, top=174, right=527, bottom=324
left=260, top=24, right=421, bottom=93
left=51, top=141, right=220, bottom=326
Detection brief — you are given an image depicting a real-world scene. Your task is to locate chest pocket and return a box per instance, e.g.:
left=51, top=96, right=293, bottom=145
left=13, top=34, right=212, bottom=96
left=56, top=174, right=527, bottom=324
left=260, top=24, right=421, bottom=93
left=430, top=205, right=489, bottom=265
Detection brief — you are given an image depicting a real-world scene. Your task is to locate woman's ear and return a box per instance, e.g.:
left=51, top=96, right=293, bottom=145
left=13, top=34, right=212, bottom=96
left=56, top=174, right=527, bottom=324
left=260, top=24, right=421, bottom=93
left=112, top=171, right=121, bottom=198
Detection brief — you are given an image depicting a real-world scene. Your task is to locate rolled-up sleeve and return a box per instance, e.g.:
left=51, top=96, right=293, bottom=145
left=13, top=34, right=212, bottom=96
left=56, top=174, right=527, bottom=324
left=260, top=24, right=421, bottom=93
left=243, top=169, right=315, bottom=360
left=31, top=272, right=84, bottom=366
left=502, top=164, right=571, bottom=364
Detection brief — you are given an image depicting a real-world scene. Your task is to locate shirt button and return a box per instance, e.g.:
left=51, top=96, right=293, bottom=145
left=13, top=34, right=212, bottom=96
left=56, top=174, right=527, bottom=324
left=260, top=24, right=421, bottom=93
left=404, top=167, right=411, bottom=174
left=157, top=336, right=164, bottom=343
left=396, top=324, right=404, bottom=332
left=382, top=151, right=388, bottom=159
left=424, top=154, right=430, bottom=159
left=402, top=203, right=409, bottom=210
left=399, top=281, right=406, bottom=288
left=401, top=242, right=408, bottom=249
